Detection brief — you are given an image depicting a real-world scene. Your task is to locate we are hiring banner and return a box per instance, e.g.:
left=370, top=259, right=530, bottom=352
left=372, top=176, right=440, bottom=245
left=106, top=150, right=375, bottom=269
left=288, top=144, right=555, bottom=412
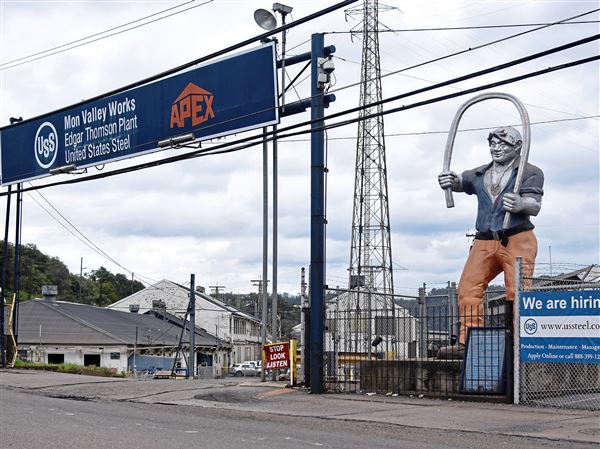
left=520, top=290, right=600, bottom=364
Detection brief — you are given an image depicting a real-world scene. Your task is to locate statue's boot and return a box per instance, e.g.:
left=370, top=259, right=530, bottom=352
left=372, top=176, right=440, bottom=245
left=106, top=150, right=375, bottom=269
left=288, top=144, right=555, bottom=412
left=437, top=344, right=465, bottom=359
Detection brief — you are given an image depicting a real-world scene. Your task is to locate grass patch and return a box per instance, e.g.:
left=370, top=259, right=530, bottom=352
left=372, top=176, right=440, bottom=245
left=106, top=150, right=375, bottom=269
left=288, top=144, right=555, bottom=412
left=14, top=360, right=125, bottom=377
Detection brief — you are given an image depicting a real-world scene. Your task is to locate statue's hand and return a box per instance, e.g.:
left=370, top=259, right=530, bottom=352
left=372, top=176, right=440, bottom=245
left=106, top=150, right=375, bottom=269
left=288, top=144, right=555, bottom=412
left=438, top=171, right=458, bottom=190
left=503, top=193, right=524, bottom=213
left=503, top=193, right=542, bottom=216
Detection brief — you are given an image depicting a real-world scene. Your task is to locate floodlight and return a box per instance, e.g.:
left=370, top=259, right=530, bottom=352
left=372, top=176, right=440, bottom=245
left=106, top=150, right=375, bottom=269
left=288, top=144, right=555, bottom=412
left=49, top=164, right=77, bottom=175
left=157, top=133, right=195, bottom=148
left=254, top=8, right=277, bottom=30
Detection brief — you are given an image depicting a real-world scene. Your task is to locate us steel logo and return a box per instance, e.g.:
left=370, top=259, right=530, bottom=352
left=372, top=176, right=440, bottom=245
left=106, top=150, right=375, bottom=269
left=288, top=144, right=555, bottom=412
left=524, top=318, right=538, bottom=335
left=34, top=121, right=58, bottom=168
left=170, top=82, right=215, bottom=129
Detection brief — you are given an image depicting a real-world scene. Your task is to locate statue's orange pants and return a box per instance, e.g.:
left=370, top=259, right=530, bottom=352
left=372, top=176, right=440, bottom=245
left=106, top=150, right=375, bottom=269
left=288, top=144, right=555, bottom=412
left=457, top=230, right=537, bottom=345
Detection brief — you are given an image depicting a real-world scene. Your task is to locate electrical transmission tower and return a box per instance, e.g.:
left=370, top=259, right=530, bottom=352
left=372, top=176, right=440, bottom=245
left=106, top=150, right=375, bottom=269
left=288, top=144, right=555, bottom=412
left=347, top=0, right=395, bottom=297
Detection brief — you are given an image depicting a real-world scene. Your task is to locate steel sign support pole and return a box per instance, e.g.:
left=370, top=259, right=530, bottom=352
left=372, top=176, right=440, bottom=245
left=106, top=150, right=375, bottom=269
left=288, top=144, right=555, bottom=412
left=12, top=183, right=22, bottom=346
left=309, top=33, right=326, bottom=394
left=1, top=185, right=12, bottom=368
left=261, top=127, right=269, bottom=383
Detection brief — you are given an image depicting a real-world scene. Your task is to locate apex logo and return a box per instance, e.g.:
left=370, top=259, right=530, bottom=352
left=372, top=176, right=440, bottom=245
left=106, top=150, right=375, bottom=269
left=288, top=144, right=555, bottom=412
left=170, top=82, right=215, bottom=129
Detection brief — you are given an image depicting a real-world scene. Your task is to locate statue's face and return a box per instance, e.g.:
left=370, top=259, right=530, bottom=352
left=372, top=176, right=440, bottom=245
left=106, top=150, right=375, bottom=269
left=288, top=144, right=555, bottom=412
left=489, top=137, right=519, bottom=164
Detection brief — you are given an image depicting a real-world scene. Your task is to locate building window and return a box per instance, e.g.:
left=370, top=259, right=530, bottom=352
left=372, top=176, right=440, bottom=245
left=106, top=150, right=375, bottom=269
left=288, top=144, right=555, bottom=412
left=18, top=350, right=28, bottom=361
left=47, top=353, right=64, bottom=364
left=84, top=354, right=101, bottom=366
left=234, top=318, right=248, bottom=335
left=110, top=352, right=120, bottom=360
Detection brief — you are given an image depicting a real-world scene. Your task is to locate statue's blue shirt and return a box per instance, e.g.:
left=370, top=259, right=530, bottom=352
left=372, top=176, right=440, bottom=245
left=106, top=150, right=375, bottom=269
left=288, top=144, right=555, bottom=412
left=461, top=161, right=544, bottom=232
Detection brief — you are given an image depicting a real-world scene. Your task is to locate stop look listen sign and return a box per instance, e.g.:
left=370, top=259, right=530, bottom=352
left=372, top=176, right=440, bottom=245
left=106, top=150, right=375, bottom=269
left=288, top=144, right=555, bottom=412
left=264, top=341, right=290, bottom=369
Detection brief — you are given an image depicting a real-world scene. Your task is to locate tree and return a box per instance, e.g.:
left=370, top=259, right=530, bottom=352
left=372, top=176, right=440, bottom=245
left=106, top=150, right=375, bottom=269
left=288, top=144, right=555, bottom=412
left=0, top=243, right=144, bottom=305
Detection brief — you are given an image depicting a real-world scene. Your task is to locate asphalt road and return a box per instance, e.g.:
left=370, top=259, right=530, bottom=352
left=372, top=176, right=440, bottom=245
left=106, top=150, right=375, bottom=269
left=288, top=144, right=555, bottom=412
left=2, top=388, right=597, bottom=449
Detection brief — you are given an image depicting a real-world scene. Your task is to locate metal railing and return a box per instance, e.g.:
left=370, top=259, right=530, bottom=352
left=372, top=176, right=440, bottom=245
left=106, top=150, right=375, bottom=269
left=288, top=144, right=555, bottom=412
left=323, top=285, right=511, bottom=399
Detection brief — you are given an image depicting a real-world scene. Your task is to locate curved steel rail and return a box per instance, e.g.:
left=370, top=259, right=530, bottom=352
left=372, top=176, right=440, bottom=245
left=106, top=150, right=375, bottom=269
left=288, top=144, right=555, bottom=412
left=442, top=92, right=531, bottom=229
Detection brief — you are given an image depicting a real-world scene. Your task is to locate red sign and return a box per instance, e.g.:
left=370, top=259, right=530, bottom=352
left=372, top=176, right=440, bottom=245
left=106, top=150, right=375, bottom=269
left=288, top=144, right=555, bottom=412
left=263, top=342, right=290, bottom=369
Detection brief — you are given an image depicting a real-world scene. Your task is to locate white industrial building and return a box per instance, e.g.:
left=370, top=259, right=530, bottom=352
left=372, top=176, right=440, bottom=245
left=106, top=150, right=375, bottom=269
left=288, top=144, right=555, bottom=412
left=108, top=279, right=262, bottom=363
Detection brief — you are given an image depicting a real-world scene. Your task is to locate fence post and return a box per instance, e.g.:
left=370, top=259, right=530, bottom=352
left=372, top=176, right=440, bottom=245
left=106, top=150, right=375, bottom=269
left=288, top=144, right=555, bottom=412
left=447, top=281, right=458, bottom=345
left=418, top=283, right=426, bottom=358
left=367, top=288, right=372, bottom=359
left=513, top=256, right=522, bottom=404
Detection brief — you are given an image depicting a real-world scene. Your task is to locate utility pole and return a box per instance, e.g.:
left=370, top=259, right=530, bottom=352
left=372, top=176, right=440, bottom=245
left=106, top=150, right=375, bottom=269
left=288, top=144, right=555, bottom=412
left=251, top=278, right=269, bottom=318
left=251, top=279, right=262, bottom=317
left=79, top=257, right=83, bottom=301
left=209, top=283, right=226, bottom=300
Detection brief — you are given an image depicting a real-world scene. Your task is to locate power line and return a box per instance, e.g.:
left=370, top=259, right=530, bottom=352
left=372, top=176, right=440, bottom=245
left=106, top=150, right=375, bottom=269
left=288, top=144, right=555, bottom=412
left=9, top=48, right=598, bottom=196
left=2, top=20, right=597, bottom=192
left=26, top=185, right=159, bottom=285
left=280, top=115, right=600, bottom=142
left=325, top=19, right=599, bottom=34
left=0, top=1, right=215, bottom=71
left=1, top=0, right=196, bottom=67
left=10, top=57, right=600, bottom=195
left=327, top=8, right=600, bottom=97
left=334, top=52, right=596, bottom=119
left=0, top=0, right=357, bottom=130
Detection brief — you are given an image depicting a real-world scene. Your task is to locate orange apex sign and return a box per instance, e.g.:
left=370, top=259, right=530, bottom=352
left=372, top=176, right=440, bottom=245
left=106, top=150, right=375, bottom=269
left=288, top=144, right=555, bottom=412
left=170, top=82, right=215, bottom=129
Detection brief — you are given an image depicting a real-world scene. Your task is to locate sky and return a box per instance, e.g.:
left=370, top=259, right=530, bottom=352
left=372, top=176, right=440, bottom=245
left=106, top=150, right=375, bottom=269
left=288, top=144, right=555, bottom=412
left=0, top=0, right=598, bottom=297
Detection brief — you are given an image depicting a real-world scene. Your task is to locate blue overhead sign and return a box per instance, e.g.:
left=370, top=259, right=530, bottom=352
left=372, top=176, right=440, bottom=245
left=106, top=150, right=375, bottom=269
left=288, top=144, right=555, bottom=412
left=0, top=43, right=278, bottom=185
left=520, top=290, right=600, bottom=364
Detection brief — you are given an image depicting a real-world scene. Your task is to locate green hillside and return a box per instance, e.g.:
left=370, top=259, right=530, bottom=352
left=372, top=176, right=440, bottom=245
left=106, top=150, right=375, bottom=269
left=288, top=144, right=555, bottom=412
left=0, top=242, right=144, bottom=306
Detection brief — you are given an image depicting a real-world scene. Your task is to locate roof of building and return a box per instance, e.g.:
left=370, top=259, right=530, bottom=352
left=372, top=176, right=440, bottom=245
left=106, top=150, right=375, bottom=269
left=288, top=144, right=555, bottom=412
left=3, top=298, right=228, bottom=348
left=545, top=264, right=600, bottom=283
left=325, top=290, right=414, bottom=318
left=144, top=309, right=230, bottom=348
left=108, top=279, right=259, bottom=323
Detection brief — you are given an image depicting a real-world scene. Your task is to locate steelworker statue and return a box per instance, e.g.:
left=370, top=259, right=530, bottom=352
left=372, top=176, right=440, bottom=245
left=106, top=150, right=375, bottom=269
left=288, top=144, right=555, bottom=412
left=437, top=125, right=544, bottom=358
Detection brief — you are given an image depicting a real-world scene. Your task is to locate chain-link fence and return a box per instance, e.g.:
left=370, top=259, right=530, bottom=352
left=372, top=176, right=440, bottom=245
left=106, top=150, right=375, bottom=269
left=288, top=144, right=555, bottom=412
left=323, top=284, right=511, bottom=399
left=321, top=265, right=599, bottom=408
left=517, top=275, right=600, bottom=411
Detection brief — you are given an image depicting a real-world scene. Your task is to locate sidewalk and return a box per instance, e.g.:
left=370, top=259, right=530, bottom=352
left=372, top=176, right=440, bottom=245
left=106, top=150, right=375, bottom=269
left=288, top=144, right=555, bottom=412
left=1, top=369, right=598, bottom=445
